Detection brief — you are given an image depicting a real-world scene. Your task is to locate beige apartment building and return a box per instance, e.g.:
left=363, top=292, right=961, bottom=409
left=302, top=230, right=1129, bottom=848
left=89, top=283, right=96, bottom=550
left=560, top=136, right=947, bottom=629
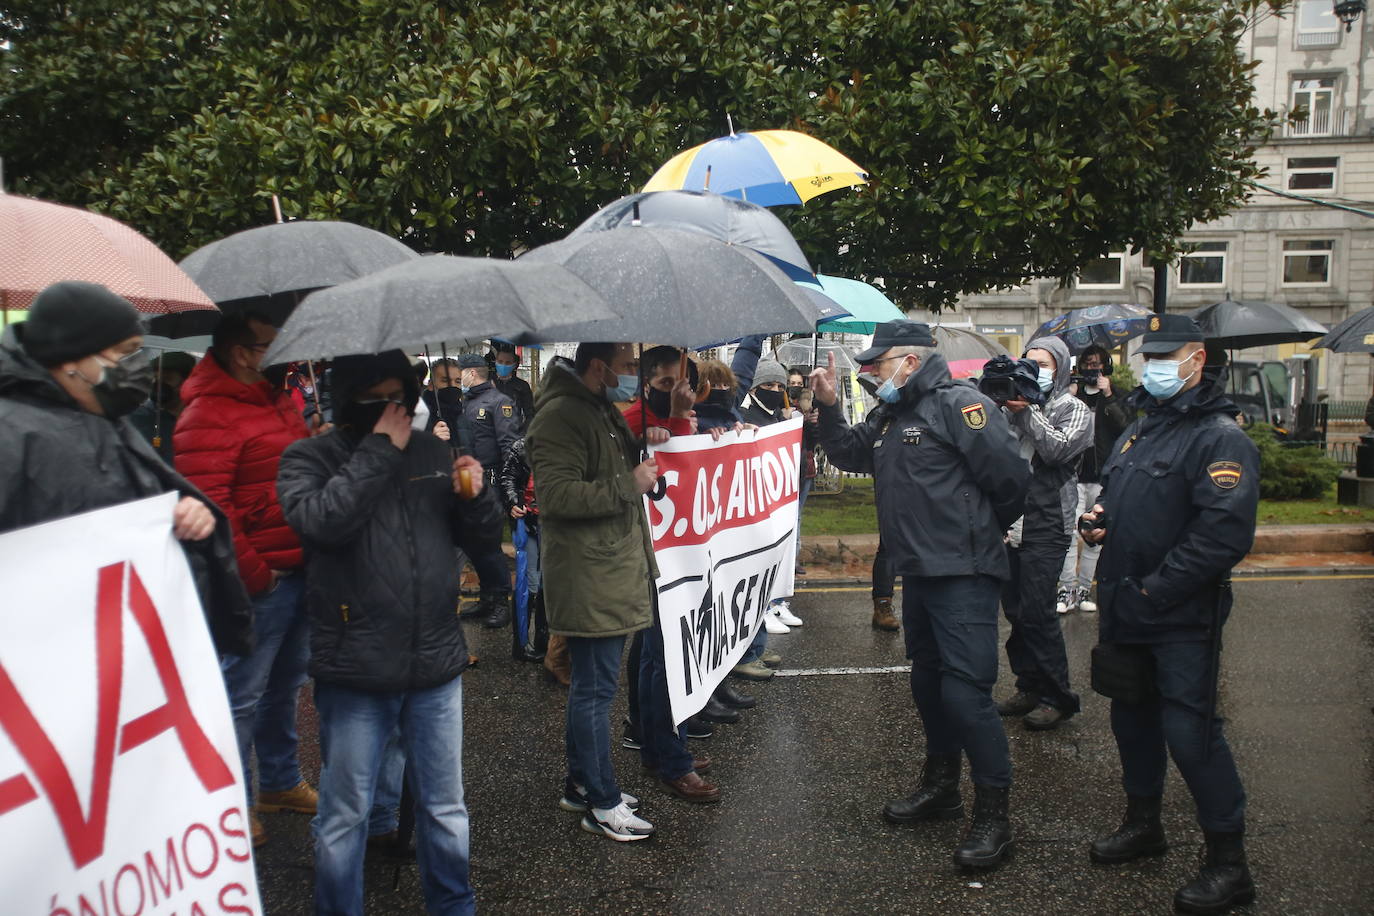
left=954, top=0, right=1374, bottom=404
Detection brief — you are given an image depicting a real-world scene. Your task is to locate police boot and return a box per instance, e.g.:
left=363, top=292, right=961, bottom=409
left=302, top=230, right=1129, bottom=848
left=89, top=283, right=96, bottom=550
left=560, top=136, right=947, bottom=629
left=882, top=755, right=962, bottom=824
left=953, top=784, right=1013, bottom=869
left=483, top=592, right=511, bottom=629
left=1173, top=831, right=1255, bottom=914
left=1090, top=795, right=1168, bottom=864
left=871, top=597, right=900, bottom=631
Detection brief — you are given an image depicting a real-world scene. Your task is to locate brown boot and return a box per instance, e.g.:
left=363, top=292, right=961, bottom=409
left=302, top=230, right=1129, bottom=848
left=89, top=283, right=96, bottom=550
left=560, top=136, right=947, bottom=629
left=872, top=597, right=900, bottom=631
left=250, top=812, right=267, bottom=848
left=543, top=634, right=571, bottom=686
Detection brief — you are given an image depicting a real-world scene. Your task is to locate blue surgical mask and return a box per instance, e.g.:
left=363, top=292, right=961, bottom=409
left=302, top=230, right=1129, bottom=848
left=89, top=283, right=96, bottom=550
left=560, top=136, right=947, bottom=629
left=1142, top=357, right=1196, bottom=400
left=1037, top=367, right=1054, bottom=393
left=875, top=374, right=903, bottom=404
left=605, top=373, right=640, bottom=403
left=495, top=363, right=515, bottom=379
left=460, top=385, right=471, bottom=396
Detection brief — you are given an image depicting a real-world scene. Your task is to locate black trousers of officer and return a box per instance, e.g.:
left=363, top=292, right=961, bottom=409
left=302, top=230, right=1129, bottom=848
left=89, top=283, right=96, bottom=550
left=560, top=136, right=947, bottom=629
left=1111, top=639, right=1246, bottom=832
left=1002, top=540, right=1080, bottom=713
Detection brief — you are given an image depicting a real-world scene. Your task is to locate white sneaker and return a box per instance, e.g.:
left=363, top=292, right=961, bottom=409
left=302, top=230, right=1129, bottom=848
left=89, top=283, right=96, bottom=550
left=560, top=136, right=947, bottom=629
left=764, top=612, right=790, bottom=634
left=1078, top=592, right=1098, bottom=613
left=773, top=601, right=803, bottom=627
left=581, top=802, right=654, bottom=841
left=558, top=784, right=640, bottom=813
left=1055, top=588, right=1071, bottom=615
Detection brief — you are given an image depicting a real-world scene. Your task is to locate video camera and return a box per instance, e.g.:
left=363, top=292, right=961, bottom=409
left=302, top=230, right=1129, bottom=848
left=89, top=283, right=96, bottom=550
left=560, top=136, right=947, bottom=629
left=977, top=355, right=1046, bottom=406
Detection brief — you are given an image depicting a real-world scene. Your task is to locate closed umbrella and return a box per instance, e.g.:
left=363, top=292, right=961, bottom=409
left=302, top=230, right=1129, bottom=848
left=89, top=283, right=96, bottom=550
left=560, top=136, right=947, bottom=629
left=180, top=220, right=419, bottom=327
left=0, top=192, right=218, bottom=335
left=1187, top=299, right=1327, bottom=349
left=262, top=255, right=619, bottom=366
left=518, top=226, right=817, bottom=347
left=643, top=128, right=867, bottom=207
left=1311, top=306, right=1374, bottom=352
left=569, top=190, right=814, bottom=280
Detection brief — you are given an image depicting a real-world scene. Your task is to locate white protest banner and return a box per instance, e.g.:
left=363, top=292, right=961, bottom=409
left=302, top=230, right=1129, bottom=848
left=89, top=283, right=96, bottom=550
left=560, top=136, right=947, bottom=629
left=0, top=494, right=262, bottom=916
left=648, top=418, right=802, bottom=725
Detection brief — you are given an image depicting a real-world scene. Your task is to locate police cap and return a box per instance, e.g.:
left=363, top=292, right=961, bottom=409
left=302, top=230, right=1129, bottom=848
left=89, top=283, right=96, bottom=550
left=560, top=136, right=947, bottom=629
left=855, top=320, right=936, bottom=363
left=1136, top=314, right=1205, bottom=355
left=455, top=353, right=488, bottom=369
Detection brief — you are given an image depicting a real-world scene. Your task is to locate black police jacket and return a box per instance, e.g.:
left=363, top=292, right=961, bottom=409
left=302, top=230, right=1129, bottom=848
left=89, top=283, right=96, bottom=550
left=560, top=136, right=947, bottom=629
left=816, top=353, right=1029, bottom=580
left=462, top=381, right=519, bottom=471
left=1096, top=383, right=1259, bottom=644
left=277, top=427, right=501, bottom=691
left=494, top=374, right=535, bottom=426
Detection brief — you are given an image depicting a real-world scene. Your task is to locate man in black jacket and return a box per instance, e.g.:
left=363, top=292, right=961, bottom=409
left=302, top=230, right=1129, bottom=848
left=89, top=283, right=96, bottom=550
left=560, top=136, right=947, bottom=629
left=1080, top=316, right=1259, bottom=915
left=277, top=350, right=491, bottom=916
left=0, top=281, right=251, bottom=657
left=812, top=320, right=1029, bottom=870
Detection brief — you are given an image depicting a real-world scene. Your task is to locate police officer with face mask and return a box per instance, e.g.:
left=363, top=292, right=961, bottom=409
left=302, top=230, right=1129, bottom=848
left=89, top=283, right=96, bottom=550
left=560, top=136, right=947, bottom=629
left=1080, top=315, right=1259, bottom=915
left=811, top=320, right=1029, bottom=870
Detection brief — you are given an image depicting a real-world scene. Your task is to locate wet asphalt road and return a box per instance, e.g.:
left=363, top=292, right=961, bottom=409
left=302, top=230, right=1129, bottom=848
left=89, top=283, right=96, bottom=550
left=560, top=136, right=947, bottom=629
left=253, top=576, right=1374, bottom=915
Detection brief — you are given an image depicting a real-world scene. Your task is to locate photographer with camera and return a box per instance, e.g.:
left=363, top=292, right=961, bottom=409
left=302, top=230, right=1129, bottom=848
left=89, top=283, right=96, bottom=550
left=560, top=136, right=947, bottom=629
left=991, top=337, right=1093, bottom=732
left=1058, top=346, right=1133, bottom=614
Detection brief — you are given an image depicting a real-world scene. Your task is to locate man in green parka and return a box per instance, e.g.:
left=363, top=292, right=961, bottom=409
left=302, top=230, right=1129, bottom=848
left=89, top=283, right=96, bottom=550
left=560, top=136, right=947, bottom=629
left=527, top=343, right=662, bottom=841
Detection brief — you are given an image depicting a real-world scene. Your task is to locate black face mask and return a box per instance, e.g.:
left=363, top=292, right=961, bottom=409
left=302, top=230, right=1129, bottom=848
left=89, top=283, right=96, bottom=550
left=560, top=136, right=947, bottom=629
left=90, top=350, right=155, bottom=420
left=647, top=387, right=673, bottom=419
left=787, top=385, right=805, bottom=401
left=752, top=387, right=785, bottom=411
left=706, top=389, right=735, bottom=409
left=342, top=397, right=405, bottom=433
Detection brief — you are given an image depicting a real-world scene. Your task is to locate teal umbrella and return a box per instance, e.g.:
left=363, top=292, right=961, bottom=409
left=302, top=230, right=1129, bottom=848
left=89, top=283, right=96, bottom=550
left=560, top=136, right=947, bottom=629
left=806, top=274, right=904, bottom=333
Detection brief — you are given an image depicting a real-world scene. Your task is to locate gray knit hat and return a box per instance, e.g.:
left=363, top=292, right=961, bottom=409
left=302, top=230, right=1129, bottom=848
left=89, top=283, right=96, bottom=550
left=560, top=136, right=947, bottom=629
left=752, top=359, right=787, bottom=389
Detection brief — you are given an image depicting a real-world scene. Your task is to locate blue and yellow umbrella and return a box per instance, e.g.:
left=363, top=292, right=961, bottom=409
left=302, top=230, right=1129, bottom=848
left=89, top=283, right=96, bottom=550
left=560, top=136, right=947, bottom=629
left=644, top=129, right=867, bottom=207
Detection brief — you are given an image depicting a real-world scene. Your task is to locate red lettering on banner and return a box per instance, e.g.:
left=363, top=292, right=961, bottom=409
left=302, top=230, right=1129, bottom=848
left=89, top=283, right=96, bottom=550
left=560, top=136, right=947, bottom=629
left=0, top=562, right=236, bottom=868
left=647, top=429, right=803, bottom=551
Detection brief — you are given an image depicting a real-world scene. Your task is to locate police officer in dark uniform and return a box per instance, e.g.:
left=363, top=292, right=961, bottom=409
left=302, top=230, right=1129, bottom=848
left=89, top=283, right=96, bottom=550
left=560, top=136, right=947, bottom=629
left=488, top=341, right=535, bottom=427
left=1080, top=315, right=1259, bottom=915
left=453, top=352, right=520, bottom=628
left=811, top=320, right=1030, bottom=870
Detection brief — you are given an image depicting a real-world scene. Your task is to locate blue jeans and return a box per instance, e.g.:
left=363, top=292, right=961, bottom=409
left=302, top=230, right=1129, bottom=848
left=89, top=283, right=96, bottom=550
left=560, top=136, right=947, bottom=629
left=565, top=635, right=627, bottom=810
left=903, top=575, right=1011, bottom=788
left=741, top=623, right=767, bottom=664
left=220, top=571, right=309, bottom=802
left=1111, top=641, right=1246, bottom=832
left=638, top=613, right=695, bottom=780
left=369, top=730, right=405, bottom=836
left=314, top=677, right=473, bottom=916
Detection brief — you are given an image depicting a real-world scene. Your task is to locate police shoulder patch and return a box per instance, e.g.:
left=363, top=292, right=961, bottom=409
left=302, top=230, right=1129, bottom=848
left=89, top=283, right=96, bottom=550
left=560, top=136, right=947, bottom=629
left=960, top=402, right=987, bottom=430
left=1207, top=460, right=1243, bottom=489
left=501, top=404, right=513, bottom=417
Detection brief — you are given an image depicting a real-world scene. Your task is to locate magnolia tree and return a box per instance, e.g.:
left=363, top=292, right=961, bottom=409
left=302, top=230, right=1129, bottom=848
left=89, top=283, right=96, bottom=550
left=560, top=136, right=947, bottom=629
left=1, top=0, right=1286, bottom=310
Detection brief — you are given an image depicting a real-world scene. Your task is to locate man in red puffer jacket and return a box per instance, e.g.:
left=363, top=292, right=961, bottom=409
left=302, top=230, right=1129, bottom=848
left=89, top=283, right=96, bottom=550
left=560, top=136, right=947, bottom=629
left=175, top=311, right=317, bottom=847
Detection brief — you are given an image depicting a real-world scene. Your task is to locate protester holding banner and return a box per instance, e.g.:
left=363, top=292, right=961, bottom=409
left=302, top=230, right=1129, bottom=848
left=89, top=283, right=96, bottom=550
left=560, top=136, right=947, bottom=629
left=0, top=281, right=253, bottom=655
left=277, top=350, right=490, bottom=913
left=811, top=319, right=1030, bottom=871
left=175, top=310, right=318, bottom=846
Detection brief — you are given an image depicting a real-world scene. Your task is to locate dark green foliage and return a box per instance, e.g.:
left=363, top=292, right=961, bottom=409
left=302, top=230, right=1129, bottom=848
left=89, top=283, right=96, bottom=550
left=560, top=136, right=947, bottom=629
left=1, top=1, right=1288, bottom=309
left=1245, top=423, right=1341, bottom=500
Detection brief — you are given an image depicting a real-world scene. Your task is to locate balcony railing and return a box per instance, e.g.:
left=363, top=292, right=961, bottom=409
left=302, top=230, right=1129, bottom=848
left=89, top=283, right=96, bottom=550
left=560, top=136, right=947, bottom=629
left=1285, top=105, right=1350, bottom=137
left=1297, top=28, right=1341, bottom=49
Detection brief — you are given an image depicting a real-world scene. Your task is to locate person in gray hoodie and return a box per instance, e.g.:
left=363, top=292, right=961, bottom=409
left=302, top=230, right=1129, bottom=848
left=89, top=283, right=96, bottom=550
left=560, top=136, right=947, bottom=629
left=996, top=335, right=1093, bottom=731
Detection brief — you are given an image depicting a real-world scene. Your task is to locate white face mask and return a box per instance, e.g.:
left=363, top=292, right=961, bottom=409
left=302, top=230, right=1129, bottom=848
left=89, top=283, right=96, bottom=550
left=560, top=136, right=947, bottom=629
left=1036, top=367, right=1054, bottom=393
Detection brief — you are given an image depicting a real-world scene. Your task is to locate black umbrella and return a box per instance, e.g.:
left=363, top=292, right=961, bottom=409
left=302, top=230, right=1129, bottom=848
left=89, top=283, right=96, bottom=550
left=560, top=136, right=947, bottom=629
left=179, top=220, right=419, bottom=327
left=1187, top=299, right=1327, bottom=349
left=518, top=225, right=817, bottom=347
left=261, top=255, right=618, bottom=366
left=569, top=190, right=814, bottom=280
left=1311, top=306, right=1374, bottom=353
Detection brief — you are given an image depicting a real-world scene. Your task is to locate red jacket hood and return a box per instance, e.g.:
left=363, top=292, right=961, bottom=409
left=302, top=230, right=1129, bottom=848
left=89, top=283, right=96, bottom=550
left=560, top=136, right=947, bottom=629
left=180, top=349, right=275, bottom=408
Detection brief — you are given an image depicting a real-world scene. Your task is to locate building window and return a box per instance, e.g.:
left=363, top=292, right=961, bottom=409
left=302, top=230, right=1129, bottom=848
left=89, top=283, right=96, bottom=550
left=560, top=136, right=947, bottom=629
left=1296, top=0, right=1341, bottom=48
left=1290, top=77, right=1337, bottom=137
left=1287, top=156, right=1339, bottom=192
left=1178, top=242, right=1228, bottom=288
left=1077, top=253, right=1124, bottom=288
left=1282, top=239, right=1334, bottom=286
